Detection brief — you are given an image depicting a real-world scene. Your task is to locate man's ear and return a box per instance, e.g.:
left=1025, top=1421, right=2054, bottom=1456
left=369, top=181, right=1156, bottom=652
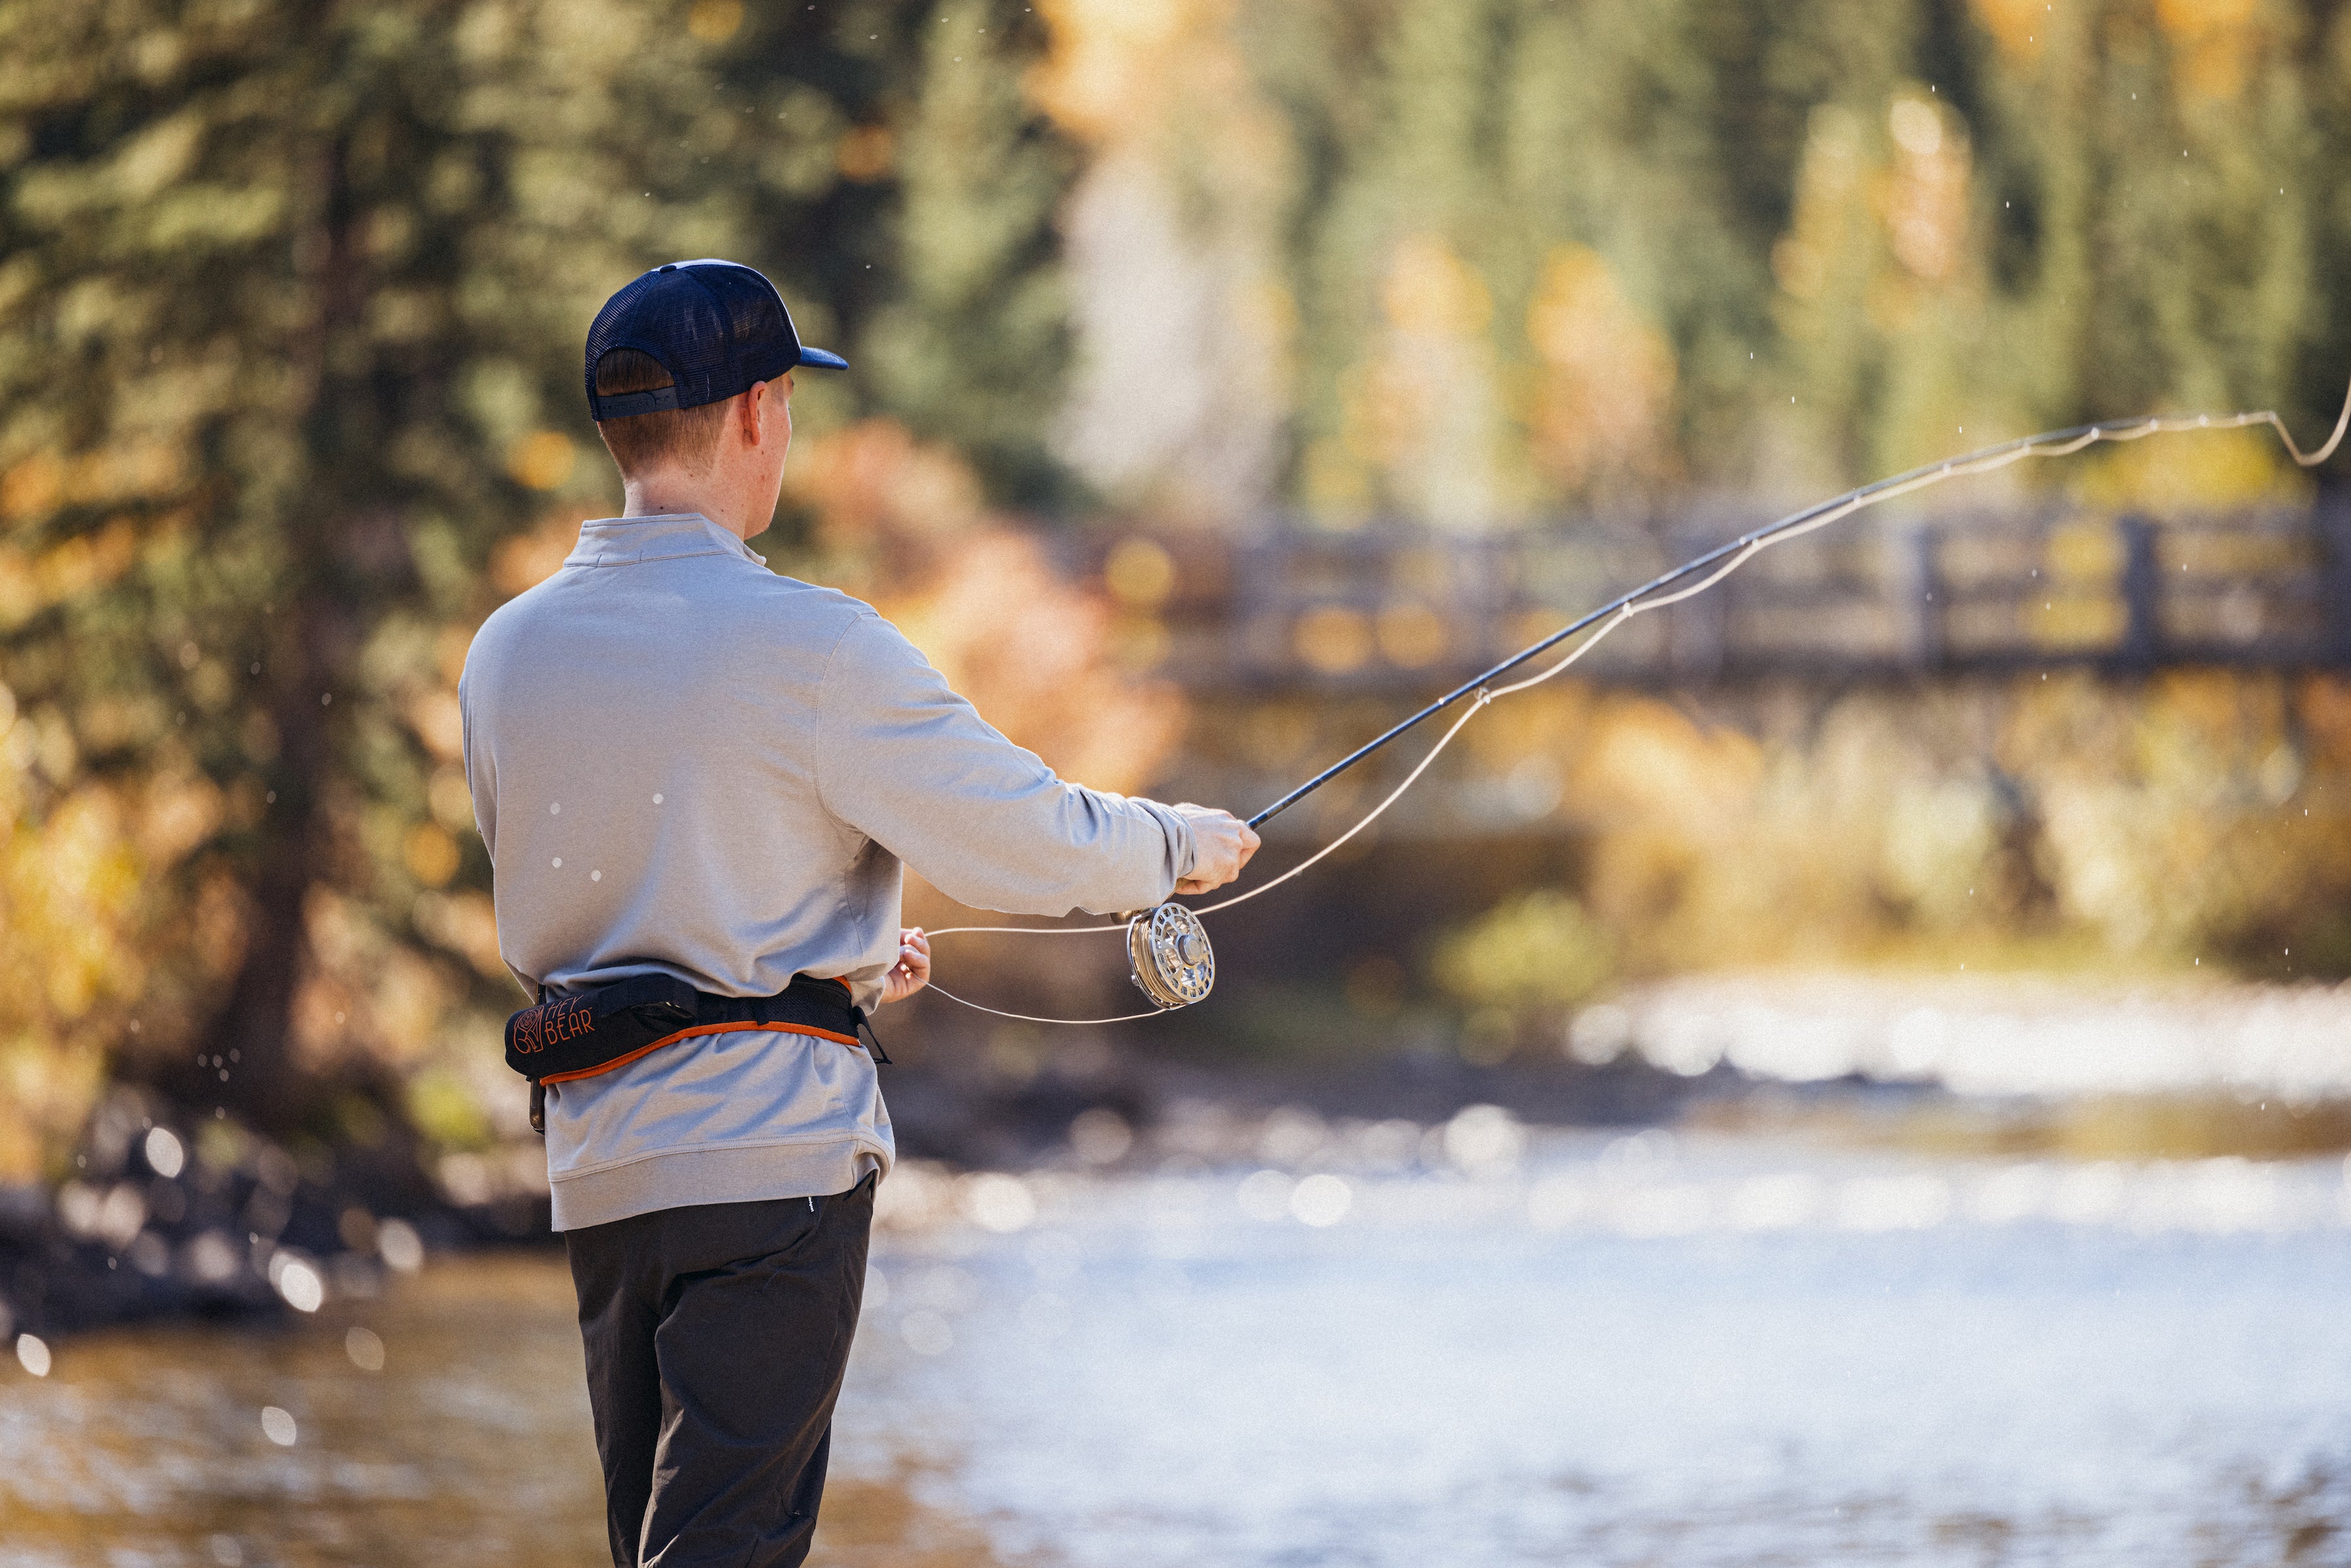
left=737, top=384, right=767, bottom=447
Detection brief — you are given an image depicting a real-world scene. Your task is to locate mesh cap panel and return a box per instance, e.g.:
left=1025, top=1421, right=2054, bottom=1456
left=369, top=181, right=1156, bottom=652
left=583, top=260, right=841, bottom=420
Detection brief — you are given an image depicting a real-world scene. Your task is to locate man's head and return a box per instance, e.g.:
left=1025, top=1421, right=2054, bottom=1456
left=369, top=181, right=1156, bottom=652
left=591, top=346, right=733, bottom=475
left=583, top=260, right=846, bottom=533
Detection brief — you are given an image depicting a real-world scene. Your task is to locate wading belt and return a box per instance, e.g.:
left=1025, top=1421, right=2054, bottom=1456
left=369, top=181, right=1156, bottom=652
left=507, top=972, right=888, bottom=1134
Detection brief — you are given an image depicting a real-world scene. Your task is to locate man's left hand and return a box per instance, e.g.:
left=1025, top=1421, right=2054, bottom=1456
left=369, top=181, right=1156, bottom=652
left=879, top=927, right=932, bottom=1005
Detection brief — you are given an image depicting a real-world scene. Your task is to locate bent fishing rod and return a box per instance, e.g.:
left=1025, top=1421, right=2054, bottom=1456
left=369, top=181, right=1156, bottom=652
left=921, top=379, right=2351, bottom=1025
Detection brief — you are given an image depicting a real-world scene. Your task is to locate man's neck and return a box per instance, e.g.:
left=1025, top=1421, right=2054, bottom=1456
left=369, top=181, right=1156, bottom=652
left=620, top=473, right=755, bottom=540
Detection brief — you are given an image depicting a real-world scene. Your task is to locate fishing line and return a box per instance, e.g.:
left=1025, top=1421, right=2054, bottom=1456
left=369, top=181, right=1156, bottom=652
left=923, top=381, right=2351, bottom=1024
left=919, top=984, right=1166, bottom=1026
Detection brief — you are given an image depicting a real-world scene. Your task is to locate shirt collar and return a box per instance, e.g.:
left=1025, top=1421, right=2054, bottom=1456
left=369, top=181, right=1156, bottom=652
left=563, top=512, right=767, bottom=568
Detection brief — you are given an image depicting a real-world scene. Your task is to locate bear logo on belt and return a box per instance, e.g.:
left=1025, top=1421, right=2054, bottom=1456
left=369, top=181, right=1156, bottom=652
left=513, top=996, right=597, bottom=1055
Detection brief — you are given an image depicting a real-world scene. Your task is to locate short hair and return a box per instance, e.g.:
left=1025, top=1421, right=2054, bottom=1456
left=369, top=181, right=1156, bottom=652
left=592, top=347, right=730, bottom=475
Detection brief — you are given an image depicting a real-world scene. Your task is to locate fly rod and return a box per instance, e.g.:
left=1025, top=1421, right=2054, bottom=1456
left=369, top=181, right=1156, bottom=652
left=1248, top=392, right=2351, bottom=831
left=924, top=380, right=2351, bottom=1021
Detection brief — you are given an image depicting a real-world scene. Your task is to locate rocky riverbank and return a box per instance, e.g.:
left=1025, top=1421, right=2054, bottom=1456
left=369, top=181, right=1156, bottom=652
left=18, top=968, right=2351, bottom=1351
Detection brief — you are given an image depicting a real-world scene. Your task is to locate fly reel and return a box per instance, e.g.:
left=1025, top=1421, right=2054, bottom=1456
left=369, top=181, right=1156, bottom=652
left=1127, top=903, right=1214, bottom=1010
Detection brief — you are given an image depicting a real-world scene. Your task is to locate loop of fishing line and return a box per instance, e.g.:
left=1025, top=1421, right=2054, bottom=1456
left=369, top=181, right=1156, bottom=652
left=920, top=379, right=2351, bottom=1025
left=918, top=981, right=1167, bottom=1026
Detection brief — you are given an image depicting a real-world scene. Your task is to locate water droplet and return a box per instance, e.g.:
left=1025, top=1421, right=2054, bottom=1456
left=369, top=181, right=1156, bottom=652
left=550, top=802, right=561, bottom=815
left=652, top=793, right=664, bottom=805
left=590, top=870, right=602, bottom=882
left=552, top=857, right=562, bottom=869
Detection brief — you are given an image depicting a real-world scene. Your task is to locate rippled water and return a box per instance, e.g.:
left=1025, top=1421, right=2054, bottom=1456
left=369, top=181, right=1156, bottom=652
left=1590, top=970, right=2351, bottom=1097
left=0, top=1256, right=609, bottom=1567
left=0, top=1255, right=999, bottom=1568
left=8, top=1134, right=2351, bottom=1567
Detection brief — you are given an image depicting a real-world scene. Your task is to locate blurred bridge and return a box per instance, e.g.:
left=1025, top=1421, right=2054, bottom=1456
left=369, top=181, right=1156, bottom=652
left=1131, top=500, right=2351, bottom=692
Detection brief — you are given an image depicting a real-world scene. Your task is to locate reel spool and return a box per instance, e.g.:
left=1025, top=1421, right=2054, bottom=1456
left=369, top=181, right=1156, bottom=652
left=1127, top=903, right=1215, bottom=1010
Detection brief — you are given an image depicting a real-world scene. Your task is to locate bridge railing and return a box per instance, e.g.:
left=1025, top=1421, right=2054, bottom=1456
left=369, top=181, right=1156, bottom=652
left=1137, top=500, right=2351, bottom=691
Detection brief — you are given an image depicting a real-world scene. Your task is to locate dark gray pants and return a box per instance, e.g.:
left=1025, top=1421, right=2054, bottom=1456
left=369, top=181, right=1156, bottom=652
left=565, top=1177, right=874, bottom=1567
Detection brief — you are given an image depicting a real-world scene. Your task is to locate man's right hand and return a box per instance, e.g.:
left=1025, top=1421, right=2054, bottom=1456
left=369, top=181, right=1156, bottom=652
left=1171, top=803, right=1261, bottom=896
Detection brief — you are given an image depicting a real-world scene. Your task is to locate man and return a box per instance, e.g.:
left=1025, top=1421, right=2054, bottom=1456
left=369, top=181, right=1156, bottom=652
left=460, top=259, right=1259, bottom=1567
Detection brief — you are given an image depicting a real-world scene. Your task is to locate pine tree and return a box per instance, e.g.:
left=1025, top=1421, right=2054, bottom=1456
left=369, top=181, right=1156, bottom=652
left=0, top=0, right=724, bottom=1140
left=699, top=0, right=1080, bottom=510
left=867, top=1, right=1076, bottom=504
left=0, top=0, right=1085, bottom=1159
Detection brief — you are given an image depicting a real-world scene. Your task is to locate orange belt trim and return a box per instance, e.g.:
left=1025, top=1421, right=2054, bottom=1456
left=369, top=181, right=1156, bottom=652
left=536, top=1019, right=863, bottom=1085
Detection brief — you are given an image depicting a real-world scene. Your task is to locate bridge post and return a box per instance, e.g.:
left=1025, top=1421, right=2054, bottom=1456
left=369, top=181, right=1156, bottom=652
left=1899, top=523, right=1943, bottom=671
left=2320, top=492, right=2351, bottom=669
left=1670, top=528, right=1729, bottom=680
left=2118, top=513, right=2161, bottom=669
left=1232, top=530, right=1285, bottom=684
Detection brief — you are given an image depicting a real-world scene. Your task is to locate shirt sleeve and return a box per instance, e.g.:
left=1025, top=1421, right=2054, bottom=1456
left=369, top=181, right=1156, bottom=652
left=814, top=609, right=1196, bottom=916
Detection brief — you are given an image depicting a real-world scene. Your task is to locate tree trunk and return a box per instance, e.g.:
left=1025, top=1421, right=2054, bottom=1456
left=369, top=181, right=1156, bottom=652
left=185, top=121, right=363, bottom=1134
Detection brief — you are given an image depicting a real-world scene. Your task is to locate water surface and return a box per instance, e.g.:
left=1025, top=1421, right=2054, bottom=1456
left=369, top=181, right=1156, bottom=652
left=7, top=1134, right=2348, bottom=1567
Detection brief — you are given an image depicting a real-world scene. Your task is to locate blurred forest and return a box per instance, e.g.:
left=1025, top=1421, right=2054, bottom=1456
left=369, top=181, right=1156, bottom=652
left=7, top=0, right=2351, bottom=1187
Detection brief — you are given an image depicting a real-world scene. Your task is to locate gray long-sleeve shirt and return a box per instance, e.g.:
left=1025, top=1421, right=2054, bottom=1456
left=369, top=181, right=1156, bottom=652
left=460, top=512, right=1195, bottom=1228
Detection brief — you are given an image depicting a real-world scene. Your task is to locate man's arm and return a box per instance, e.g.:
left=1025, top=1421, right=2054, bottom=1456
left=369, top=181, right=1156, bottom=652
left=816, top=611, right=1249, bottom=914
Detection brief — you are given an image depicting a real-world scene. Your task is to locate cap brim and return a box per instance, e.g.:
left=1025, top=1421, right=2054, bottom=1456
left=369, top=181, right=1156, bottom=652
left=796, top=346, right=850, bottom=370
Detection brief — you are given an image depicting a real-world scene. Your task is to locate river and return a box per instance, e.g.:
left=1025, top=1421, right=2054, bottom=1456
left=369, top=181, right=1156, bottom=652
left=6, top=1128, right=2350, bottom=1566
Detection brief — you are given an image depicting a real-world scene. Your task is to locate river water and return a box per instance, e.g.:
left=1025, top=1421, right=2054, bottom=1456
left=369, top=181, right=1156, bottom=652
left=7, top=1130, right=2351, bottom=1567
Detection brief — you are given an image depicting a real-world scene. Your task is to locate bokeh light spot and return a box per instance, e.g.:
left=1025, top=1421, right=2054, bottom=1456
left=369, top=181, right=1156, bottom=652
left=1290, top=1173, right=1353, bottom=1226
left=963, top=1172, right=1036, bottom=1233
left=377, top=1219, right=425, bottom=1273
left=1104, top=537, right=1176, bottom=607
left=686, top=0, right=744, bottom=42
left=1237, top=1168, right=1294, bottom=1221
left=272, top=1255, right=324, bottom=1313
left=504, top=430, right=576, bottom=491
left=143, top=1126, right=185, bottom=1179
left=901, top=1311, right=953, bottom=1355
left=345, top=1326, right=386, bottom=1372
left=1068, top=1107, right=1134, bottom=1165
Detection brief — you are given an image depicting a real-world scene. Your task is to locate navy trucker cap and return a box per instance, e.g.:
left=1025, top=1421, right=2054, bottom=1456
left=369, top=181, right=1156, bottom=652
left=583, top=259, right=848, bottom=421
